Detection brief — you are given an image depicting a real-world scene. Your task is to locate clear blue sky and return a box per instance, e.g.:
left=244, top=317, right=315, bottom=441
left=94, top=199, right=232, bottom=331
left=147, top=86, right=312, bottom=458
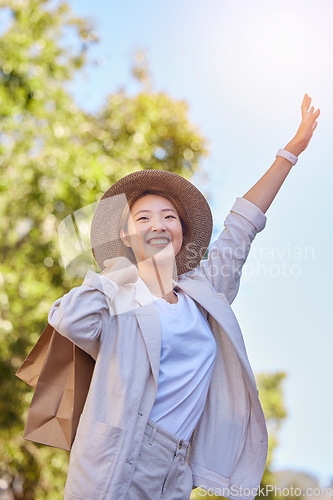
left=66, top=0, right=333, bottom=485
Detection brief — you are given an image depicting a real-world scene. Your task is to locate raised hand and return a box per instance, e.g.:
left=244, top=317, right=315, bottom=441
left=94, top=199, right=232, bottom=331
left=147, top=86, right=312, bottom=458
left=101, top=257, right=139, bottom=286
left=293, top=93, right=320, bottom=154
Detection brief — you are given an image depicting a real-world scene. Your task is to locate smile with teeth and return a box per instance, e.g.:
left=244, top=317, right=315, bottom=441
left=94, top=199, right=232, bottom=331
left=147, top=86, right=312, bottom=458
left=147, top=238, right=170, bottom=246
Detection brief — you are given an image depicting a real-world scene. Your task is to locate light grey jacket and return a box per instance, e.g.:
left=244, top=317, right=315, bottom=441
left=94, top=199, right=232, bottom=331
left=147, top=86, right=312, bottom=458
left=48, top=196, right=268, bottom=500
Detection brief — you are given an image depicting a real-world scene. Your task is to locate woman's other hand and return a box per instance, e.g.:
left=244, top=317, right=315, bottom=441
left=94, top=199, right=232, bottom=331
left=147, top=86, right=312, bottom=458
left=101, top=257, right=139, bottom=286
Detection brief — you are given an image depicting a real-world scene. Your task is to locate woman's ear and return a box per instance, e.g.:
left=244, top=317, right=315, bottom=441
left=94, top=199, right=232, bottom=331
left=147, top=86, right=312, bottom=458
left=120, top=228, right=131, bottom=248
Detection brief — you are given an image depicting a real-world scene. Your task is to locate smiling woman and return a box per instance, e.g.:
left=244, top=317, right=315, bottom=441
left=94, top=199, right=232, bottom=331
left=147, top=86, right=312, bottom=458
left=123, top=195, right=182, bottom=256
left=18, top=92, right=320, bottom=500
left=119, top=193, right=185, bottom=301
left=118, top=189, right=193, bottom=264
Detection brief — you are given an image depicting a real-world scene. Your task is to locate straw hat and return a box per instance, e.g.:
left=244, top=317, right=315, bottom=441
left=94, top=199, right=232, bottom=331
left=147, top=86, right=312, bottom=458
left=90, top=169, right=213, bottom=276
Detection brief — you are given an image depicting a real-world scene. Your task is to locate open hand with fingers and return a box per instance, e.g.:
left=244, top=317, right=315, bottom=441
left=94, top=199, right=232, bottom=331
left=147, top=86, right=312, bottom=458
left=291, top=93, right=320, bottom=155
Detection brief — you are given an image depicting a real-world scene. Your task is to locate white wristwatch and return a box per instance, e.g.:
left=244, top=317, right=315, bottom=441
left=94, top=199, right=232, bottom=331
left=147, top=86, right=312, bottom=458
left=276, top=149, right=298, bottom=166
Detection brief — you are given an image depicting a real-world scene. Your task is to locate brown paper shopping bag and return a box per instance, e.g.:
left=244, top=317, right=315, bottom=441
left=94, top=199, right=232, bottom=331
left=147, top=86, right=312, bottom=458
left=16, top=324, right=54, bottom=388
left=16, top=324, right=95, bottom=450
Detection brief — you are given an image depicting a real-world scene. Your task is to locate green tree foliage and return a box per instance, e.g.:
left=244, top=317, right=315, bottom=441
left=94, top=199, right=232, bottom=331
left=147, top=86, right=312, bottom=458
left=0, top=0, right=207, bottom=497
left=0, top=1, right=287, bottom=499
left=273, top=470, right=321, bottom=500
left=255, top=371, right=287, bottom=499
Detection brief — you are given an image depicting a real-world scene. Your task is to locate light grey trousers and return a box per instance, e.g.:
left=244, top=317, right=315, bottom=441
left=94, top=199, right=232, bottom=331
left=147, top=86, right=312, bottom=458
left=127, top=418, right=194, bottom=499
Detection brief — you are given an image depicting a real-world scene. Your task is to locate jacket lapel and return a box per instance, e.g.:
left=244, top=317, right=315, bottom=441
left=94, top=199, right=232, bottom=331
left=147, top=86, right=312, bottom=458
left=132, top=278, right=164, bottom=388
left=131, top=274, right=253, bottom=391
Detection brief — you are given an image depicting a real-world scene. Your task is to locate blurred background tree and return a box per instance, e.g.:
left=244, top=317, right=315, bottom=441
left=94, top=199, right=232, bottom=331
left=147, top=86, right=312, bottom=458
left=0, top=0, right=288, bottom=498
left=255, top=372, right=287, bottom=499
left=0, top=0, right=207, bottom=498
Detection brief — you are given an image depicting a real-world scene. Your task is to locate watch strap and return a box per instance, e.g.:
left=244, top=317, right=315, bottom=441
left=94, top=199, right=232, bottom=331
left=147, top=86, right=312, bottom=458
left=276, top=149, right=298, bottom=166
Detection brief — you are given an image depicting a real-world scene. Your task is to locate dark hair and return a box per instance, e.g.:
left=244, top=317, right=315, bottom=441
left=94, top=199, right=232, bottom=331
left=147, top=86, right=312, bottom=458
left=118, top=189, right=193, bottom=264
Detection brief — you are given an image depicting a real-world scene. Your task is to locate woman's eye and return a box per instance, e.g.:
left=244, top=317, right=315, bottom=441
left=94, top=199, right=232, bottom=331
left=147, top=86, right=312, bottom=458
left=136, top=215, right=176, bottom=221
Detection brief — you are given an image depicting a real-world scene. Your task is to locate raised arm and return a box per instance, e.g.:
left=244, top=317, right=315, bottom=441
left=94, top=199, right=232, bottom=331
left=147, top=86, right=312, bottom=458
left=243, top=94, right=320, bottom=214
left=196, top=197, right=267, bottom=304
left=190, top=94, right=320, bottom=303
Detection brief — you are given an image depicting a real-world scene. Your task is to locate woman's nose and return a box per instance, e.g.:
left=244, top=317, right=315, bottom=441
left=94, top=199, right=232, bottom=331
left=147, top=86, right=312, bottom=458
left=151, top=217, right=166, bottom=231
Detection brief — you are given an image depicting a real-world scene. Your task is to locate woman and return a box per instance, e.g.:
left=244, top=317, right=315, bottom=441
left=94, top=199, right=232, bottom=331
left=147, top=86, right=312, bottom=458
left=42, top=95, right=320, bottom=499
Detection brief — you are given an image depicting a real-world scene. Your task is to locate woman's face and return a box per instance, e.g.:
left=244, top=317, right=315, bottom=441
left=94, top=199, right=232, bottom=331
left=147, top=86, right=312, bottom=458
left=121, top=194, right=183, bottom=264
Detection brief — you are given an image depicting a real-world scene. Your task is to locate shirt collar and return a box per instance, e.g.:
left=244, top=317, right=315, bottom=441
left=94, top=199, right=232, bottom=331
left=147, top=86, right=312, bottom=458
left=133, top=276, right=179, bottom=307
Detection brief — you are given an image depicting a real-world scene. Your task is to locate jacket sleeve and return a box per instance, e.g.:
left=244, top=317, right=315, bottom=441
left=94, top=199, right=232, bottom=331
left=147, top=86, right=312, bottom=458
left=198, top=197, right=267, bottom=304
left=48, top=270, right=119, bottom=358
